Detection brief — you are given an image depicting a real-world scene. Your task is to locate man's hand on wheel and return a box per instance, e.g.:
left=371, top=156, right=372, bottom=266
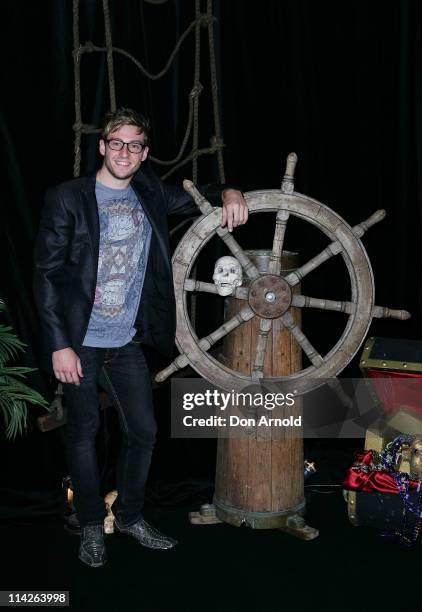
left=221, top=189, right=249, bottom=232
left=52, top=347, right=84, bottom=385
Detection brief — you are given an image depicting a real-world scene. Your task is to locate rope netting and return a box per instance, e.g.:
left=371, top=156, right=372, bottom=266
left=72, top=0, right=226, bottom=183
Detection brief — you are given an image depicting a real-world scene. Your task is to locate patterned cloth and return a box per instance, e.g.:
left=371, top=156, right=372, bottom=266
left=83, top=181, right=152, bottom=348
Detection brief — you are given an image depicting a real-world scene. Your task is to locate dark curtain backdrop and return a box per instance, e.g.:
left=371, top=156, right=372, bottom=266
left=1, top=0, right=421, bottom=499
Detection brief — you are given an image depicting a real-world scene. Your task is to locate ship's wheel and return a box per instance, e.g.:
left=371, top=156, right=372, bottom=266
left=156, top=153, right=409, bottom=394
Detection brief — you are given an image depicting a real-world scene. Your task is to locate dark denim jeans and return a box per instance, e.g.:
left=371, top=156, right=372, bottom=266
left=63, top=340, right=156, bottom=527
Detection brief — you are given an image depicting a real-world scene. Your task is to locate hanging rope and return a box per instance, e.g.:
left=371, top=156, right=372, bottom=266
left=72, top=0, right=225, bottom=182
left=102, top=0, right=116, bottom=112
left=192, top=0, right=201, bottom=183
left=207, top=0, right=225, bottom=182
left=80, top=15, right=214, bottom=81
left=72, top=0, right=82, bottom=177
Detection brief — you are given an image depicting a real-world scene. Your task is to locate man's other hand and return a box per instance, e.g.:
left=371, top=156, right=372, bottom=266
left=52, top=347, right=84, bottom=385
left=221, top=189, right=248, bottom=232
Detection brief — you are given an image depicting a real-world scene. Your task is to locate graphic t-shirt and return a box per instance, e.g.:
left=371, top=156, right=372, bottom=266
left=82, top=181, right=152, bottom=348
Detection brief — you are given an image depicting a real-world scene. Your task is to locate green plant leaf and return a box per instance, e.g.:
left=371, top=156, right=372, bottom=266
left=0, top=327, right=26, bottom=365
left=0, top=300, right=48, bottom=439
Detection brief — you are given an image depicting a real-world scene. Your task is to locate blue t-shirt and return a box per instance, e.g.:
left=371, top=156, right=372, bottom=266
left=82, top=181, right=152, bottom=348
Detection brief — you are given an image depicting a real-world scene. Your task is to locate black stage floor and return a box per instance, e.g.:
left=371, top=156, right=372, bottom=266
left=1, top=441, right=421, bottom=612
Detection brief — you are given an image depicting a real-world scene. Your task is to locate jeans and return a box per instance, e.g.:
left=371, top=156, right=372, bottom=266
left=63, top=340, right=157, bottom=527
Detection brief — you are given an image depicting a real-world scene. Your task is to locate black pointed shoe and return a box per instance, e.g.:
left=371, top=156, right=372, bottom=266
left=78, top=524, right=107, bottom=567
left=114, top=517, right=177, bottom=550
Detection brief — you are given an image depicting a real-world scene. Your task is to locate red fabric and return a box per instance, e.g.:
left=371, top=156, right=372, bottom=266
left=368, top=370, right=422, bottom=380
left=343, top=450, right=419, bottom=493
left=367, top=369, right=422, bottom=415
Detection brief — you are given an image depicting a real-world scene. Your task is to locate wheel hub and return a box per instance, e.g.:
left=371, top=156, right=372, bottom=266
left=248, top=274, right=292, bottom=318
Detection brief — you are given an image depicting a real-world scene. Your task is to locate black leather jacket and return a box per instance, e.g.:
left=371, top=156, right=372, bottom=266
left=33, top=163, right=223, bottom=369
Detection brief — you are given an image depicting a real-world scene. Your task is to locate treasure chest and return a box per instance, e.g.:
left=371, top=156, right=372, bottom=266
left=342, top=441, right=422, bottom=544
left=359, top=337, right=422, bottom=451
left=343, top=489, right=419, bottom=531
left=342, top=338, right=422, bottom=543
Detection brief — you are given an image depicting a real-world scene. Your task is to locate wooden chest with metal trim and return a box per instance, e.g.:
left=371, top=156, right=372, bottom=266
left=343, top=488, right=419, bottom=531
left=360, top=336, right=422, bottom=375
left=359, top=337, right=422, bottom=451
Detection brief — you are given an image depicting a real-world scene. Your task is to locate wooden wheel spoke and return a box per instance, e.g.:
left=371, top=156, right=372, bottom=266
left=284, top=210, right=387, bottom=287
left=214, top=230, right=260, bottom=280
left=372, top=305, right=411, bottom=320
left=201, top=306, right=255, bottom=347
left=183, top=179, right=215, bottom=215
left=251, top=318, right=273, bottom=379
left=155, top=305, right=255, bottom=382
left=184, top=279, right=248, bottom=299
left=281, top=311, right=324, bottom=367
left=268, top=210, right=289, bottom=275
left=154, top=353, right=190, bottom=383
left=291, top=294, right=356, bottom=315
left=326, top=378, right=354, bottom=410
left=183, top=179, right=260, bottom=280
left=284, top=242, right=343, bottom=287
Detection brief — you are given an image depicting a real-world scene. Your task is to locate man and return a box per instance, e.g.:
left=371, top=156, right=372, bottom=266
left=33, top=107, right=248, bottom=568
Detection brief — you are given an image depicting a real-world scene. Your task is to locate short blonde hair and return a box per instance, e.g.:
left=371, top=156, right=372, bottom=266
left=101, top=107, right=151, bottom=144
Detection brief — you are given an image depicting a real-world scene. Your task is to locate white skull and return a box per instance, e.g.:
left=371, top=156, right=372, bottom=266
left=212, top=256, right=243, bottom=296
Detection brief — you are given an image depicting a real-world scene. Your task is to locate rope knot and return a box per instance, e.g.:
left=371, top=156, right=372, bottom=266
left=84, top=40, right=95, bottom=53
left=210, top=135, right=225, bottom=150
left=190, top=83, right=204, bottom=99
left=73, top=122, right=100, bottom=134
left=72, top=45, right=83, bottom=60
left=199, top=14, right=216, bottom=28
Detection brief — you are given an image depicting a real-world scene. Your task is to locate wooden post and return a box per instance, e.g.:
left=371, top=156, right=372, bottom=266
left=213, top=251, right=316, bottom=537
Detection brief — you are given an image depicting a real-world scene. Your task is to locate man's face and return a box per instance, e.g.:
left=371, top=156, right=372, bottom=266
left=99, top=124, right=149, bottom=183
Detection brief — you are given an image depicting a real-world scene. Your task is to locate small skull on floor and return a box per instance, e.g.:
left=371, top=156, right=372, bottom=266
left=104, top=490, right=118, bottom=534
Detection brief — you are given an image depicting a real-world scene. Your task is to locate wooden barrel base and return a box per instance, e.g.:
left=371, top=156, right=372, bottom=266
left=214, top=497, right=305, bottom=530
